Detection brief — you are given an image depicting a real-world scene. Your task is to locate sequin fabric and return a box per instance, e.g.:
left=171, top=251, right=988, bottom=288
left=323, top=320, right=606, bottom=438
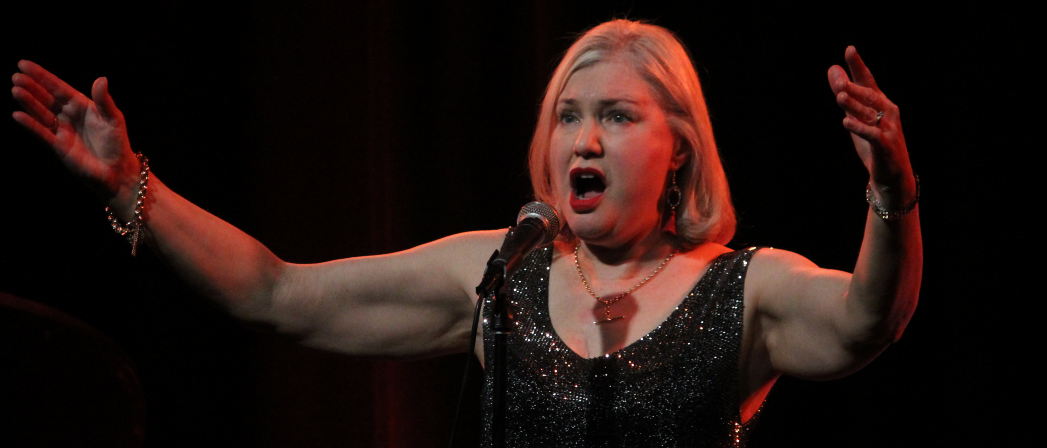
left=482, top=246, right=763, bottom=448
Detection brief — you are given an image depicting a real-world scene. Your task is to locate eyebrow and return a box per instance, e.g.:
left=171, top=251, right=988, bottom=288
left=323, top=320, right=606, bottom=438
left=557, top=98, right=641, bottom=107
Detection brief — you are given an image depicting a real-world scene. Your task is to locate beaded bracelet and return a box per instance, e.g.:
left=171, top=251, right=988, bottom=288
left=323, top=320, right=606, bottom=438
left=105, top=152, right=150, bottom=256
left=866, top=175, right=919, bottom=220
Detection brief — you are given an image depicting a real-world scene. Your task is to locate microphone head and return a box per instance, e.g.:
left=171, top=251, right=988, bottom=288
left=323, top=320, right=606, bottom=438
left=517, top=202, right=560, bottom=244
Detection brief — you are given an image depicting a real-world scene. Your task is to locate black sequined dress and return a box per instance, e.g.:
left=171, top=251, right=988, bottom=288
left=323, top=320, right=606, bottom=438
left=481, top=246, right=762, bottom=448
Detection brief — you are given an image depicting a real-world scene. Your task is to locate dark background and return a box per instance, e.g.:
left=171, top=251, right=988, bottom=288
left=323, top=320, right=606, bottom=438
left=1, top=1, right=1034, bottom=447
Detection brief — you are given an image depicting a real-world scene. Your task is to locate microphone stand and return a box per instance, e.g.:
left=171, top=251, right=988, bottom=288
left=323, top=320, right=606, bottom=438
left=475, top=227, right=519, bottom=448
left=490, top=272, right=511, bottom=448
left=474, top=215, right=553, bottom=448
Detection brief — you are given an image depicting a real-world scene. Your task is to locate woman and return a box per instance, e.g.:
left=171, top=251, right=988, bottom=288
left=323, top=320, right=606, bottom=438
left=11, top=19, right=920, bottom=447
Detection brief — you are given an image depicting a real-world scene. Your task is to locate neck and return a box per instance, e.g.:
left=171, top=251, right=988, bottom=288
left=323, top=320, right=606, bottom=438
left=576, top=228, right=678, bottom=280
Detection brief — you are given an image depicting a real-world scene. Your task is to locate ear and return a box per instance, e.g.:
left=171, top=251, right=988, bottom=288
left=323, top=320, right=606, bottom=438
left=670, top=137, right=690, bottom=171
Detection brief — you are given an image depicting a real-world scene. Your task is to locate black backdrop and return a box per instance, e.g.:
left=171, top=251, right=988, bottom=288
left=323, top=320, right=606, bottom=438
left=1, top=1, right=1034, bottom=447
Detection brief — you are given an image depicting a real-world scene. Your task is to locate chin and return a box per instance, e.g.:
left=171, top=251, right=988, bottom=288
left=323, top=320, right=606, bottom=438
left=566, top=213, right=619, bottom=243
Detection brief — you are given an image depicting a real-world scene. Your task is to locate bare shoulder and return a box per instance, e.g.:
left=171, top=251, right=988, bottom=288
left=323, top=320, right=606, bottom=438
left=415, top=229, right=507, bottom=259
left=749, top=247, right=819, bottom=269
left=399, top=229, right=509, bottom=289
left=745, top=248, right=822, bottom=296
left=743, top=247, right=851, bottom=326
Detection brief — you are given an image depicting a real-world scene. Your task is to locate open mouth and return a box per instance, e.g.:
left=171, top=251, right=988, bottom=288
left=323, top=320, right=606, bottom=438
left=569, top=167, right=605, bottom=211
left=571, top=168, right=606, bottom=199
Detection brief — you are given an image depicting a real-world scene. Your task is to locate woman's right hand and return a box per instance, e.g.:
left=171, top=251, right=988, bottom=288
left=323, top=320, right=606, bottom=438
left=12, top=60, right=141, bottom=216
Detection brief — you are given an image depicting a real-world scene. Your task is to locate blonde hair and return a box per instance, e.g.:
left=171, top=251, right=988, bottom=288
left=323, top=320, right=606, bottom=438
left=528, top=19, right=735, bottom=247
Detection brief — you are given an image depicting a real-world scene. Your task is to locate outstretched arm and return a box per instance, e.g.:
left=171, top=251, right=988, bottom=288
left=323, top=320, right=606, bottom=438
left=745, top=47, right=922, bottom=381
left=11, top=60, right=497, bottom=358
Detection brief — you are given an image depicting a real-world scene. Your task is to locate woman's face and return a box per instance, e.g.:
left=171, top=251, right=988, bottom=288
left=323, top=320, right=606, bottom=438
left=551, top=58, right=682, bottom=248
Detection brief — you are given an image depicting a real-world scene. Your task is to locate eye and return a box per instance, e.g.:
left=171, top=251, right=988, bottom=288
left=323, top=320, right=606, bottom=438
left=558, top=112, right=580, bottom=124
left=608, top=111, right=633, bottom=124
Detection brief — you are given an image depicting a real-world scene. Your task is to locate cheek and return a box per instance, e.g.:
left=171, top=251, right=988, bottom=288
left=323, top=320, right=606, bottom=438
left=621, top=162, right=666, bottom=201
left=624, top=138, right=673, bottom=179
left=613, top=145, right=674, bottom=204
left=548, top=134, right=573, bottom=191
left=550, top=129, right=573, bottom=159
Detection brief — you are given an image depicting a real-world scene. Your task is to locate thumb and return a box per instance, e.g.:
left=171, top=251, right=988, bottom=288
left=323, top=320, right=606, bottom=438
left=91, top=77, right=121, bottom=121
left=827, top=65, right=849, bottom=95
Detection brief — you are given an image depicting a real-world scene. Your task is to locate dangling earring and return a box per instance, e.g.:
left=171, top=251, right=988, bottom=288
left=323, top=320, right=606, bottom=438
left=663, top=171, right=681, bottom=235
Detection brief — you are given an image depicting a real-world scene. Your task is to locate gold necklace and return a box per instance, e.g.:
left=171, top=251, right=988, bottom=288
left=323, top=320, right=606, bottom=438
left=573, top=241, right=679, bottom=325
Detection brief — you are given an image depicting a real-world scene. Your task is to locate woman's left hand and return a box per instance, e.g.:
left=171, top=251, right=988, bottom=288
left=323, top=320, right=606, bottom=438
left=828, top=46, right=915, bottom=207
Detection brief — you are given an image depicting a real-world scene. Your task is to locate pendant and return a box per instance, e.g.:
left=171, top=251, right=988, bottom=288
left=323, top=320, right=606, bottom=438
left=594, top=304, right=624, bottom=325
left=130, top=228, right=140, bottom=257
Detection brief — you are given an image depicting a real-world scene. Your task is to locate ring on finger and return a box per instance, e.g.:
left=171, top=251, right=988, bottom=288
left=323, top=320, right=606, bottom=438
left=875, top=111, right=884, bottom=126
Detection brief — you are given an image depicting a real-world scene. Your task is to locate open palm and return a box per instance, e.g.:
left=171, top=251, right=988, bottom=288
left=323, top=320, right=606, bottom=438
left=12, top=60, right=139, bottom=203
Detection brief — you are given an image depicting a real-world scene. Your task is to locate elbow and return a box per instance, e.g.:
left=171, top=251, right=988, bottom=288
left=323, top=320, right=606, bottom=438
left=843, top=300, right=918, bottom=357
left=229, top=258, right=292, bottom=324
left=841, top=327, right=893, bottom=361
left=887, top=299, right=917, bottom=343
left=845, top=321, right=898, bottom=357
left=882, top=288, right=919, bottom=344
left=845, top=281, right=920, bottom=345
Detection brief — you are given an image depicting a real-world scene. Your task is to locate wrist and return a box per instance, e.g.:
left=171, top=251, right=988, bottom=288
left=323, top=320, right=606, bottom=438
left=106, top=153, right=148, bottom=220
left=105, top=152, right=150, bottom=256
left=866, top=174, right=919, bottom=220
left=868, top=172, right=918, bottom=210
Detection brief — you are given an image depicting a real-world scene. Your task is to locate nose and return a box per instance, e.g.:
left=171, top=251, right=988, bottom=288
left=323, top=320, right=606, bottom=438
left=573, top=120, right=602, bottom=158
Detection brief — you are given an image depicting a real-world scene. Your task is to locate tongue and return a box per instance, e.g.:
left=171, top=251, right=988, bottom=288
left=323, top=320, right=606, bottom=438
left=578, top=190, right=602, bottom=199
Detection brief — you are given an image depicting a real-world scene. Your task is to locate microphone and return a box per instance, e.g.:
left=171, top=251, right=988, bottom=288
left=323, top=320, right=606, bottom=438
left=476, top=202, right=560, bottom=295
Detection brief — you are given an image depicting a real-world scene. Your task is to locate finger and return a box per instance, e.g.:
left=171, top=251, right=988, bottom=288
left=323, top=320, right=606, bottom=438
left=842, top=115, right=882, bottom=144
left=841, top=80, right=890, bottom=112
left=12, top=85, right=57, bottom=125
left=91, top=77, right=121, bottom=121
left=836, top=91, right=880, bottom=125
left=845, top=46, right=879, bottom=91
left=12, top=111, right=58, bottom=146
left=12, top=73, right=56, bottom=110
left=827, top=65, right=850, bottom=96
left=17, top=60, right=85, bottom=104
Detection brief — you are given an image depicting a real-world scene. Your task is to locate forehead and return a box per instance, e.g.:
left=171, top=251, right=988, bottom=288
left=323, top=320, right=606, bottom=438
left=558, top=59, right=657, bottom=106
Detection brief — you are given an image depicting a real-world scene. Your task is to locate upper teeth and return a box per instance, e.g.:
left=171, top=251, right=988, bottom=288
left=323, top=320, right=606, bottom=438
left=580, top=174, right=596, bottom=179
